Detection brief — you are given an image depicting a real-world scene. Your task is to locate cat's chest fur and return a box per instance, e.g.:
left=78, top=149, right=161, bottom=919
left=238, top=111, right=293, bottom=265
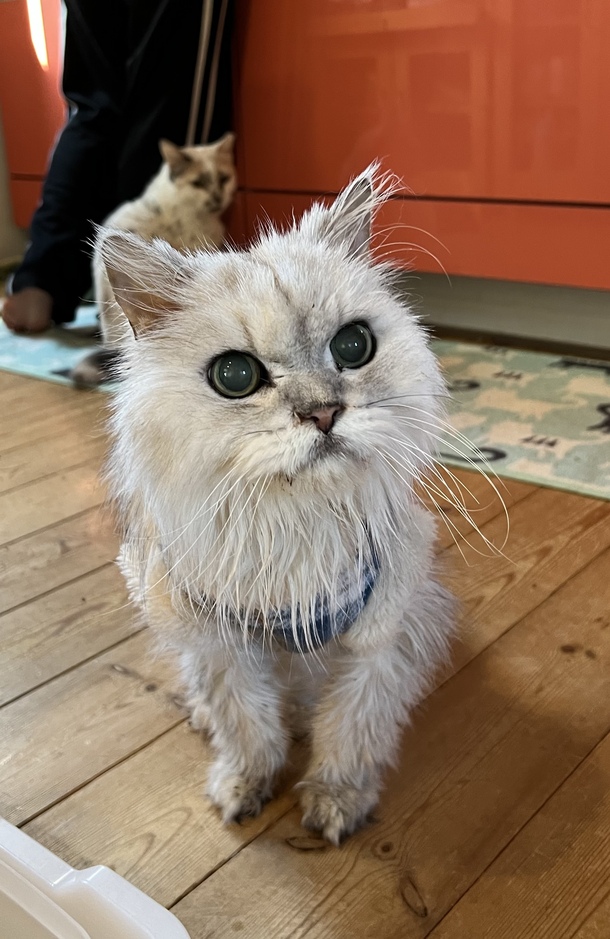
left=145, top=476, right=392, bottom=652
left=104, top=175, right=224, bottom=251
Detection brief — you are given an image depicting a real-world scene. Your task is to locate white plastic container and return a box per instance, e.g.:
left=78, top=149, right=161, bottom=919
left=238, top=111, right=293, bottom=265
left=0, top=818, right=191, bottom=938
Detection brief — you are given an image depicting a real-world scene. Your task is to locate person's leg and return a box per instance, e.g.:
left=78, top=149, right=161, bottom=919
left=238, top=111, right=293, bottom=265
left=4, top=0, right=126, bottom=332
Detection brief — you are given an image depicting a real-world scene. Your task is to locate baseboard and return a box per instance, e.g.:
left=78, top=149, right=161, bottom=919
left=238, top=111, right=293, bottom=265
left=398, top=273, right=610, bottom=356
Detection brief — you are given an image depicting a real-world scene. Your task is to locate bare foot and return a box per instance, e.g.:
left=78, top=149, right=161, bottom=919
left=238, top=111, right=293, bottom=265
left=2, top=288, right=54, bottom=333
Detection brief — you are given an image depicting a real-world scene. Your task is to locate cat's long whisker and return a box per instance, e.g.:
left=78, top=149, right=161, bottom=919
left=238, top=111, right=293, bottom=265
left=389, top=415, right=511, bottom=550
left=196, top=476, right=269, bottom=653
left=379, top=403, right=510, bottom=508
left=148, top=474, right=247, bottom=593
left=382, top=432, right=485, bottom=513
left=378, top=403, right=507, bottom=481
left=384, top=436, right=505, bottom=557
left=226, top=474, right=272, bottom=623
left=160, top=466, right=237, bottom=550
left=388, top=430, right=510, bottom=557
left=382, top=448, right=484, bottom=564
left=393, top=446, right=475, bottom=519
left=377, top=450, right=470, bottom=564
left=363, top=391, right=452, bottom=406
left=373, top=220, right=449, bottom=252
left=372, top=239, right=451, bottom=279
left=380, top=439, right=467, bottom=521
left=142, top=471, right=250, bottom=605
left=185, top=474, right=267, bottom=604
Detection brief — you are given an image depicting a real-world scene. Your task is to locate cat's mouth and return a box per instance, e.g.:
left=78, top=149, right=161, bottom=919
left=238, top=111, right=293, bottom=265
left=306, top=432, right=352, bottom=466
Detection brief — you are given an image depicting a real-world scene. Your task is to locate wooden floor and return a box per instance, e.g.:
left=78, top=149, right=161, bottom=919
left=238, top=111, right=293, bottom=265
left=1, top=370, right=609, bottom=939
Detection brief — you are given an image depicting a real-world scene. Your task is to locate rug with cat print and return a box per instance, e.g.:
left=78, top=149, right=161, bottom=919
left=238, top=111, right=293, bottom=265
left=0, top=307, right=608, bottom=500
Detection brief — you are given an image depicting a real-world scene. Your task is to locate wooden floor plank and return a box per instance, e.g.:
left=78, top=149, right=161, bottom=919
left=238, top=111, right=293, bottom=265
left=0, top=630, right=184, bottom=825
left=0, top=377, right=98, bottom=412
left=0, top=462, right=104, bottom=545
left=0, top=394, right=105, bottom=453
left=428, top=731, right=610, bottom=939
left=442, top=486, right=610, bottom=672
left=0, top=564, right=137, bottom=706
left=572, top=896, right=610, bottom=938
left=0, top=507, right=118, bottom=614
left=0, top=430, right=106, bottom=494
left=170, top=547, right=610, bottom=939
left=23, top=723, right=301, bottom=908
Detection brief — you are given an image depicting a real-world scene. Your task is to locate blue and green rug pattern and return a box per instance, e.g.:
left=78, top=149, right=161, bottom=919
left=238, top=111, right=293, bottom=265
left=1, top=308, right=608, bottom=500
left=433, top=340, right=609, bottom=500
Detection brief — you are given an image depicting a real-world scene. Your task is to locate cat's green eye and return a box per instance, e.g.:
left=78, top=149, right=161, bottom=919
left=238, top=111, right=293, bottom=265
left=330, top=322, right=375, bottom=369
left=209, top=352, right=263, bottom=398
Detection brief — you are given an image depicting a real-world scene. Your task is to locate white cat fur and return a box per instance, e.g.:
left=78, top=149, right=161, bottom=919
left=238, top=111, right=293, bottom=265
left=101, top=166, right=456, bottom=844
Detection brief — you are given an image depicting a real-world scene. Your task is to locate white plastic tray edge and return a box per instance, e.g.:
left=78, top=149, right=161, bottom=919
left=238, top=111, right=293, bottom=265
left=0, top=818, right=191, bottom=939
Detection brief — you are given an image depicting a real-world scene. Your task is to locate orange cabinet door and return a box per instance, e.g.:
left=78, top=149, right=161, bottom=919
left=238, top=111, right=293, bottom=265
left=237, top=0, right=610, bottom=203
left=234, top=0, right=610, bottom=287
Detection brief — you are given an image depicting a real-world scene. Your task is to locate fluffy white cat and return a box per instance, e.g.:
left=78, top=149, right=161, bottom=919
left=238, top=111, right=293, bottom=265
left=71, top=132, right=236, bottom=385
left=101, top=166, right=456, bottom=844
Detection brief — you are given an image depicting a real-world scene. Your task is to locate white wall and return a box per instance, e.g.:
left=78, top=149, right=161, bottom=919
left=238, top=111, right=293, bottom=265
left=0, top=114, right=27, bottom=264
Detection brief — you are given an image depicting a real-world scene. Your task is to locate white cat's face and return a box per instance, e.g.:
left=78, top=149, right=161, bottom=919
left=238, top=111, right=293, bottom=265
left=104, top=170, right=445, bottom=499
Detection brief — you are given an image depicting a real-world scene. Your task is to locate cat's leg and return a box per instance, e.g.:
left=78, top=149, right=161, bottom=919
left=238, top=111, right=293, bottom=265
left=192, top=634, right=289, bottom=822
left=299, top=581, right=454, bottom=844
left=125, top=541, right=289, bottom=821
left=278, top=649, right=325, bottom=741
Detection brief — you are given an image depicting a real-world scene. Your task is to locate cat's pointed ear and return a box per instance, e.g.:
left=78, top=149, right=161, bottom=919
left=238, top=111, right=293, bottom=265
left=159, top=139, right=192, bottom=178
left=327, top=171, right=375, bottom=256
left=214, top=132, right=235, bottom=157
left=316, top=163, right=396, bottom=258
left=98, top=229, right=190, bottom=338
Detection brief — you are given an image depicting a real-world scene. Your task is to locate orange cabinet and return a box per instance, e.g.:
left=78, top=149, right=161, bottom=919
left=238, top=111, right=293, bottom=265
left=234, top=0, right=610, bottom=289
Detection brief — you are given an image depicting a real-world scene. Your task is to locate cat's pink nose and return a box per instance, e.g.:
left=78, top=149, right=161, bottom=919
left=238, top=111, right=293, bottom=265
left=298, top=404, right=344, bottom=434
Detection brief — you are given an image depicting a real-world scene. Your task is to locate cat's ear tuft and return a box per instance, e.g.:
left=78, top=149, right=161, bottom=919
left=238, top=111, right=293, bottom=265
left=97, top=228, right=190, bottom=338
left=329, top=172, right=375, bottom=256
left=159, top=139, right=193, bottom=178
left=321, top=163, right=397, bottom=258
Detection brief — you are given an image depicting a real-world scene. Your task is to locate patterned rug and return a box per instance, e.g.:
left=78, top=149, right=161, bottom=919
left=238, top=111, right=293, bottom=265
left=0, top=308, right=608, bottom=500
left=434, top=340, right=610, bottom=500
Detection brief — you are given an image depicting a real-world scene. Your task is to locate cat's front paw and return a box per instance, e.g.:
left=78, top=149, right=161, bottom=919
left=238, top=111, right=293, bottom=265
left=206, top=759, right=273, bottom=824
left=299, top=778, right=378, bottom=846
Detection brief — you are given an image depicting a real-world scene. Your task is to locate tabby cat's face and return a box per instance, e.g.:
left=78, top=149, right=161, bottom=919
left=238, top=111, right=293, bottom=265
left=159, top=134, right=237, bottom=215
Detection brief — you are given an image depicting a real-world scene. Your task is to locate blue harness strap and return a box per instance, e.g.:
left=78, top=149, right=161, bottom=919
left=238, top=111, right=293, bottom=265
left=269, top=551, right=380, bottom=652
left=187, top=537, right=381, bottom=654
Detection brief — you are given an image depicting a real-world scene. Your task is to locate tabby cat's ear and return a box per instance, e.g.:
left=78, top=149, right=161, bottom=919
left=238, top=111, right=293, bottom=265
left=159, top=139, right=193, bottom=178
left=98, top=229, right=190, bottom=338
